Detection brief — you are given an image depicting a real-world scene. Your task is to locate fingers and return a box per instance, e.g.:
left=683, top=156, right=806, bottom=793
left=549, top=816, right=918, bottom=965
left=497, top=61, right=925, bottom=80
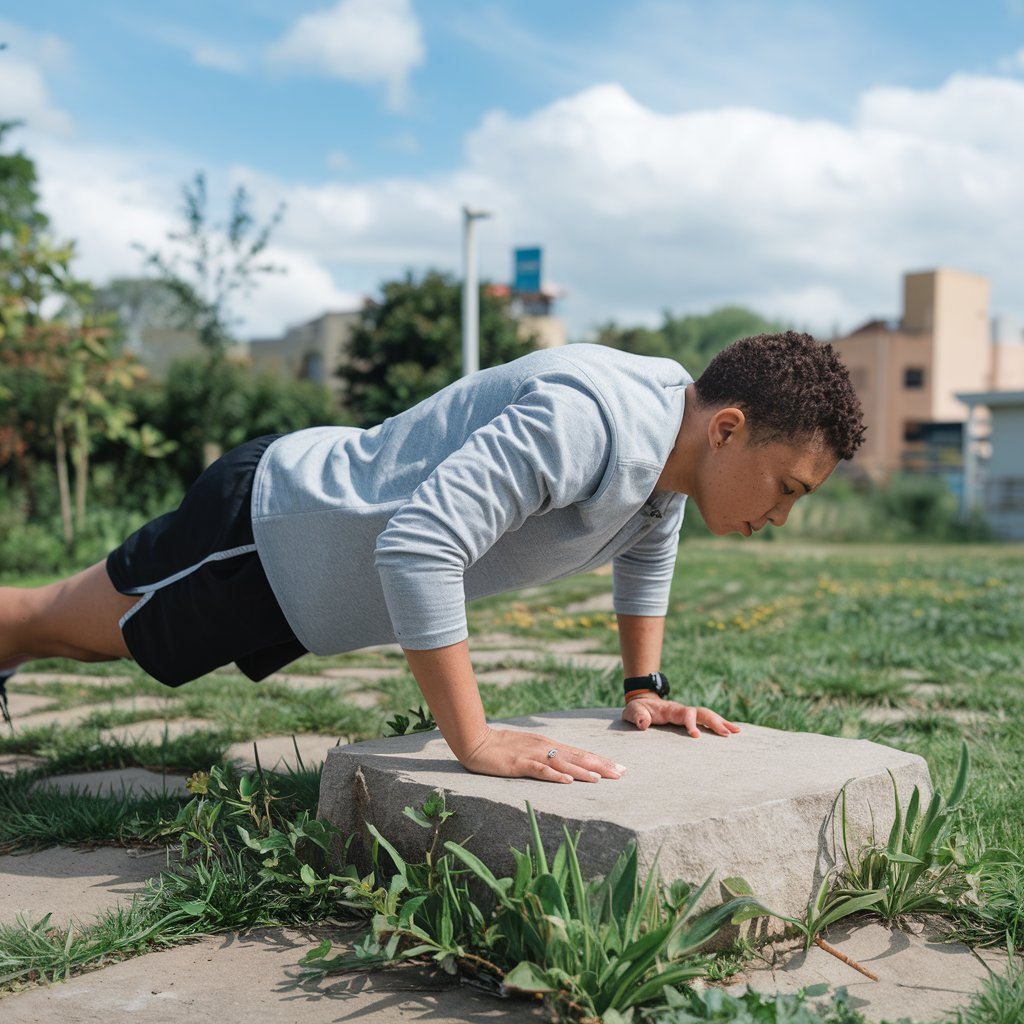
left=622, top=699, right=741, bottom=738
left=542, top=745, right=626, bottom=784
left=463, top=729, right=626, bottom=784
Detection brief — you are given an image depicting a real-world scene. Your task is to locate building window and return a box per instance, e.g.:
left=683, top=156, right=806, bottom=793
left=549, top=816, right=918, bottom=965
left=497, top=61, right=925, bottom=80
left=903, top=367, right=925, bottom=389
left=903, top=420, right=924, bottom=442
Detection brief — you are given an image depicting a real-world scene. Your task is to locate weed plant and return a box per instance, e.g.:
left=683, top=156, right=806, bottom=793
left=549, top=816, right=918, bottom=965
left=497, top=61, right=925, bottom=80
left=834, top=742, right=973, bottom=923
left=0, top=901, right=200, bottom=990
left=302, top=798, right=758, bottom=1020
left=951, top=947, right=1024, bottom=1024
left=0, top=771, right=184, bottom=853
left=3, top=542, right=1023, bottom=1018
left=0, top=725, right=230, bottom=778
left=629, top=983, right=877, bottom=1023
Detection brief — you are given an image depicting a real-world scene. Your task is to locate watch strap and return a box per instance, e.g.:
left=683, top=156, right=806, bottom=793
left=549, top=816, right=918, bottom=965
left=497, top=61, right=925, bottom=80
left=623, top=671, right=670, bottom=702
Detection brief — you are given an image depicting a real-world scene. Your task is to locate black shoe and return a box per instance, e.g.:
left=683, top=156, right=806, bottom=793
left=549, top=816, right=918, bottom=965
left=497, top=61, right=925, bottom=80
left=0, top=667, right=15, bottom=731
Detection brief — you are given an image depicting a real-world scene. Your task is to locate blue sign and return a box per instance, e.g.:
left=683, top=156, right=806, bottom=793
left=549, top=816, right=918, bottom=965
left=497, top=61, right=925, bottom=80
left=514, top=247, right=542, bottom=294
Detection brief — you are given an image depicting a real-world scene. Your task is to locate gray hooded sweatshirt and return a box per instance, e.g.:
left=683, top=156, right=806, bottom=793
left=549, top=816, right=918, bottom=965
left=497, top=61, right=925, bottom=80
left=250, top=343, right=691, bottom=655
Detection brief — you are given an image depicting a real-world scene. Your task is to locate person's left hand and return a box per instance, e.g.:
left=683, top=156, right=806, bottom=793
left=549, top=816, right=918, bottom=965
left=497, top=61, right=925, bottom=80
left=621, top=698, right=741, bottom=738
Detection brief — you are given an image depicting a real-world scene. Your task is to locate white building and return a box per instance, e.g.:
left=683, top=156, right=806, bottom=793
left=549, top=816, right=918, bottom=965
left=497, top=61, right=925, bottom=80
left=957, top=389, right=1024, bottom=540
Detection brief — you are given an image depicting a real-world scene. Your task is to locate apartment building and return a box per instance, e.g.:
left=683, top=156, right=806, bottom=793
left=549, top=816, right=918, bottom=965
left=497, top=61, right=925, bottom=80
left=957, top=389, right=1024, bottom=539
left=830, top=269, right=1024, bottom=481
left=247, top=311, right=359, bottom=400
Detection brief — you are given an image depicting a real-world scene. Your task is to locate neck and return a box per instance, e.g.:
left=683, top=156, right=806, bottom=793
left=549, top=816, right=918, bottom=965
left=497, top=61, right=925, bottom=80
left=656, top=383, right=703, bottom=495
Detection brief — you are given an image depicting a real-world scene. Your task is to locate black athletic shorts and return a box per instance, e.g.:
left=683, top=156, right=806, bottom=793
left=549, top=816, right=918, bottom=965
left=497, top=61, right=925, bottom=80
left=106, top=435, right=307, bottom=688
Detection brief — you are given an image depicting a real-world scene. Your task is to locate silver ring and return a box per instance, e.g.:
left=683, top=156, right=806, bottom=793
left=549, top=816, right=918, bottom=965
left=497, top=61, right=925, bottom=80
left=546, top=748, right=558, bottom=760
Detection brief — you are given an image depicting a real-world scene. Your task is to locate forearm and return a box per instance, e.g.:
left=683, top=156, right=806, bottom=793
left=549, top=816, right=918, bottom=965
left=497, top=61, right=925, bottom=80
left=616, top=614, right=665, bottom=678
left=402, top=639, right=489, bottom=763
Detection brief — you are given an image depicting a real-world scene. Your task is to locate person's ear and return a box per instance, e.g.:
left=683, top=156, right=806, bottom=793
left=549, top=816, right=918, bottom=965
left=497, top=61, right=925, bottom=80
left=708, top=406, right=746, bottom=449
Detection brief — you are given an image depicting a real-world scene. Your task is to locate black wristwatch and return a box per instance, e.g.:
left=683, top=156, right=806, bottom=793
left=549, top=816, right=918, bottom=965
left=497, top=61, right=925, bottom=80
left=623, top=671, right=670, bottom=701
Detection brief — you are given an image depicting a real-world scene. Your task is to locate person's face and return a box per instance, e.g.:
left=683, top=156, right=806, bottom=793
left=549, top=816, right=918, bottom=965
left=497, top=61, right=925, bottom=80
left=692, top=422, right=838, bottom=537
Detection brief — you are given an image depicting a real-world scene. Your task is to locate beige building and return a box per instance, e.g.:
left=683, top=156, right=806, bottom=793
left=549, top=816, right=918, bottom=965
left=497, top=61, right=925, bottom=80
left=246, top=311, right=360, bottom=400
left=830, top=269, right=1024, bottom=479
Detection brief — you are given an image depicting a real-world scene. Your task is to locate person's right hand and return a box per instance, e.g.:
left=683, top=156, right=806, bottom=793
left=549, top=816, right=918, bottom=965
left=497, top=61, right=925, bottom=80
left=461, top=726, right=626, bottom=783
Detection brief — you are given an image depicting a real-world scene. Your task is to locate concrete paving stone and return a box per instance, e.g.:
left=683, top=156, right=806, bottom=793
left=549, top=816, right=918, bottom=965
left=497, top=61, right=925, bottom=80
left=0, top=753, right=47, bottom=775
left=548, top=653, right=621, bottom=672
left=859, top=706, right=987, bottom=727
left=11, top=671, right=136, bottom=688
left=259, top=672, right=339, bottom=690
left=32, top=767, right=191, bottom=797
left=531, top=637, right=608, bottom=655
left=17, top=696, right=180, bottom=733
left=728, top=919, right=1011, bottom=1024
left=227, top=734, right=343, bottom=772
left=261, top=668, right=407, bottom=692
left=318, top=711, right=932, bottom=939
left=563, top=592, right=615, bottom=614
left=321, top=666, right=410, bottom=682
left=3, top=693, right=61, bottom=717
left=467, top=649, right=549, bottom=668
left=0, top=926, right=550, bottom=1022
left=347, top=643, right=405, bottom=657
left=98, top=718, right=219, bottom=745
left=476, top=669, right=548, bottom=688
left=0, top=845, right=168, bottom=929
left=470, top=632, right=540, bottom=649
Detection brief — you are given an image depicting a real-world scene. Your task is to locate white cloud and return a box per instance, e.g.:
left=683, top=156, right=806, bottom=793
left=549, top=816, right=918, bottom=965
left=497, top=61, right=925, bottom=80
left=0, top=19, right=72, bottom=68
left=18, top=60, right=1024, bottom=343
left=997, top=46, right=1024, bottom=73
left=0, top=21, right=74, bottom=136
left=267, top=0, right=424, bottom=109
left=192, top=45, right=246, bottom=74
left=382, top=130, right=419, bottom=154
left=326, top=148, right=353, bottom=171
left=110, top=16, right=248, bottom=75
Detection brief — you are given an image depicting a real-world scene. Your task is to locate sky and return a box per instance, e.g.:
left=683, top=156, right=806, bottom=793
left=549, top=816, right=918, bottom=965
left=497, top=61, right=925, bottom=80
left=2, top=0, right=1024, bottom=342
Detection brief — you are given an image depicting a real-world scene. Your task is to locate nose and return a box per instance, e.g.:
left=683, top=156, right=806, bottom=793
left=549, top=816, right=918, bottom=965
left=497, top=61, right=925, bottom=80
left=766, top=496, right=797, bottom=528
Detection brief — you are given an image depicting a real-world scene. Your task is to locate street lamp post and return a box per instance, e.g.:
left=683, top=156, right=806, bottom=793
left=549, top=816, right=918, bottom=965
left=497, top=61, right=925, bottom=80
left=461, top=204, right=491, bottom=378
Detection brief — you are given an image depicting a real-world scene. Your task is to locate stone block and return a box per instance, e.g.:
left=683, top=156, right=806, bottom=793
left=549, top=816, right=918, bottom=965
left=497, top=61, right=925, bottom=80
left=318, top=709, right=932, bottom=932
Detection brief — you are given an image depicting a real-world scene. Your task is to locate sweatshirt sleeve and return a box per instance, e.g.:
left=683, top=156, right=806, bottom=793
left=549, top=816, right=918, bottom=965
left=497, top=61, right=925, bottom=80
left=611, top=495, right=685, bottom=617
left=374, top=378, right=611, bottom=649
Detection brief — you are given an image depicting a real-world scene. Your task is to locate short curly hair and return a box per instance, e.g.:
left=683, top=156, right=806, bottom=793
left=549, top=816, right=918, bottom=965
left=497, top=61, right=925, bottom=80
left=693, top=331, right=866, bottom=460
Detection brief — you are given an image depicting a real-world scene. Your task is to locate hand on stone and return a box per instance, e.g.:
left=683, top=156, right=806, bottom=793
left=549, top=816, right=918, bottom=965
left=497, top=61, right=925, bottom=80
left=622, top=698, right=741, bottom=739
left=462, top=727, right=627, bottom=784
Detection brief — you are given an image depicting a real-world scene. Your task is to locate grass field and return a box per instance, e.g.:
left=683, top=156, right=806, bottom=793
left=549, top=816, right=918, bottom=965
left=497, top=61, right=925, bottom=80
left=4, top=540, right=1023, bottom=858
left=2, top=539, right=1023, bottom=1020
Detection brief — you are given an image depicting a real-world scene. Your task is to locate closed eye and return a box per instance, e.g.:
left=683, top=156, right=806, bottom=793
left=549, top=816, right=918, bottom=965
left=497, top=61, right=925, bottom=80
left=782, top=484, right=795, bottom=496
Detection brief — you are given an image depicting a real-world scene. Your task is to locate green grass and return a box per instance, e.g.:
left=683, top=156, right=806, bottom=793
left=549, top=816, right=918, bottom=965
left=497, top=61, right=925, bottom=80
left=2, top=540, right=1023, bottom=1018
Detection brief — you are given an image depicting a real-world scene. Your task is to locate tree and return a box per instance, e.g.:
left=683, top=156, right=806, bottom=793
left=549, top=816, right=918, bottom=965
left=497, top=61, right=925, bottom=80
left=0, top=126, right=169, bottom=552
left=340, top=270, right=538, bottom=426
left=136, top=172, right=286, bottom=465
left=0, top=120, right=47, bottom=244
left=138, top=358, right=341, bottom=488
left=137, top=172, right=284, bottom=361
left=594, top=306, right=784, bottom=377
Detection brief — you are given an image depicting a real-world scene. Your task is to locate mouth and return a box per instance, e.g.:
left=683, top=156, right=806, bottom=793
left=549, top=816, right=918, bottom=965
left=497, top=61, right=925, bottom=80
left=741, top=522, right=753, bottom=537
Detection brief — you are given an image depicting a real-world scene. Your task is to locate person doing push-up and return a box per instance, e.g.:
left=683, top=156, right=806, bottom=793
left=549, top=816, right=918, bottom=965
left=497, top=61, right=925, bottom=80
left=0, top=332, right=864, bottom=783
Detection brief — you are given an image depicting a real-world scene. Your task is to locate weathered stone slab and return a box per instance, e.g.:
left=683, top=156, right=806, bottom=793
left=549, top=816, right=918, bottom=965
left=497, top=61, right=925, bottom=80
left=318, top=710, right=932, bottom=932
left=227, top=734, right=342, bottom=771
left=0, top=753, right=46, bottom=776
left=0, top=926, right=548, bottom=1022
left=32, top=767, right=191, bottom=797
left=98, top=717, right=217, bottom=745
left=728, top=919, right=1008, bottom=1023
left=18, top=696, right=177, bottom=732
left=0, top=845, right=166, bottom=928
